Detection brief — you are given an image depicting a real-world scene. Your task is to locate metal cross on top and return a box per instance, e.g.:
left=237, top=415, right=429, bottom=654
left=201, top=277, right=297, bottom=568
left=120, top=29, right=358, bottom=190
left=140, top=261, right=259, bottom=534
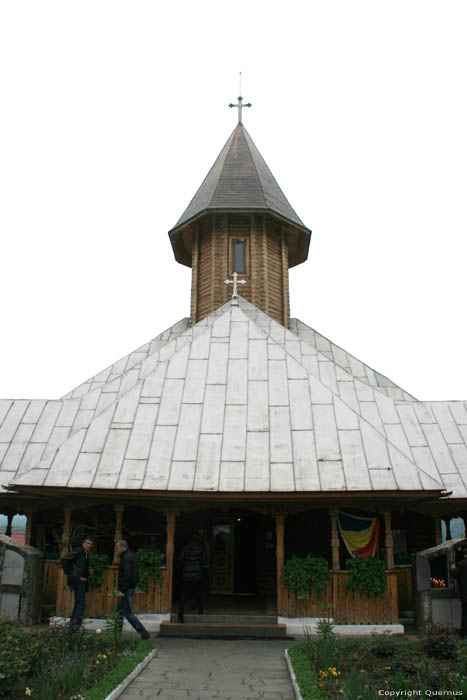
left=224, top=272, right=246, bottom=305
left=228, top=95, right=252, bottom=123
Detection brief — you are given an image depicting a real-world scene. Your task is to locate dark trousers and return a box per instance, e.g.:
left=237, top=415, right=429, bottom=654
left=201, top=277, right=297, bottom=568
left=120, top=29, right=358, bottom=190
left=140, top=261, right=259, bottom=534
left=178, top=579, right=204, bottom=616
left=71, top=579, right=87, bottom=625
left=116, top=588, right=149, bottom=638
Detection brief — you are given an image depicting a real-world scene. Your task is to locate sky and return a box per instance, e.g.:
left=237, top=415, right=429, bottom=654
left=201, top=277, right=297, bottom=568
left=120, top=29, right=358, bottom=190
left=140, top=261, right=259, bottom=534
left=0, top=1, right=466, bottom=403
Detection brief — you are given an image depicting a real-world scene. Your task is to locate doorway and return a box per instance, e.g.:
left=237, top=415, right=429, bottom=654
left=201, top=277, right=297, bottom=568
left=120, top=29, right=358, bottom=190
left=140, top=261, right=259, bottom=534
left=173, top=509, right=276, bottom=615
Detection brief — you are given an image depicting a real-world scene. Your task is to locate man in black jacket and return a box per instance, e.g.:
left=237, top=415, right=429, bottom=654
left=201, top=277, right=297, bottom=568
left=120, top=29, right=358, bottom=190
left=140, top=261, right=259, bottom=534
left=116, top=540, right=150, bottom=639
left=61, top=536, right=93, bottom=629
left=177, top=530, right=208, bottom=623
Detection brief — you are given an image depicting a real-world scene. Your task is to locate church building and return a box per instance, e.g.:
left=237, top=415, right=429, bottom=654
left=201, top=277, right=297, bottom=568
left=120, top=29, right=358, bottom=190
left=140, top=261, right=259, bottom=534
left=1, top=97, right=466, bottom=632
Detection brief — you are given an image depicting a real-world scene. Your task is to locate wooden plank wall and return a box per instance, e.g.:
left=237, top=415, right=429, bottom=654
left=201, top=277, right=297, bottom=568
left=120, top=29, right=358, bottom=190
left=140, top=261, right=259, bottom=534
left=278, top=571, right=399, bottom=624
left=53, top=564, right=167, bottom=617
left=191, top=214, right=290, bottom=327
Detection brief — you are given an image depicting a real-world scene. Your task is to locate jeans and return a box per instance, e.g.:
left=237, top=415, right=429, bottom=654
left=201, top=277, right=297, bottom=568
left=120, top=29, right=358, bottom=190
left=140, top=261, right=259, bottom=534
left=116, top=588, right=149, bottom=638
left=71, top=579, right=87, bottom=625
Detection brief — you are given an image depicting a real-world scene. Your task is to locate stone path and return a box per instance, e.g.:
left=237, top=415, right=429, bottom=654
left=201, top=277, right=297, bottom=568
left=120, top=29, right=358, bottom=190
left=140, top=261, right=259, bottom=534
left=119, top=637, right=297, bottom=699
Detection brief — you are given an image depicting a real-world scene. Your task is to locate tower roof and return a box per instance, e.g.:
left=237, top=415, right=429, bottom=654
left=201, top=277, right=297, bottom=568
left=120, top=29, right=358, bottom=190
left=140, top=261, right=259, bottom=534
left=169, top=124, right=311, bottom=267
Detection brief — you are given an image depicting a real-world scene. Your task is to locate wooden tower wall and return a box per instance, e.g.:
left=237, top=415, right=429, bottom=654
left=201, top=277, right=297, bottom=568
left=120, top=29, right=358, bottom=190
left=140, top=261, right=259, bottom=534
left=190, top=213, right=290, bottom=327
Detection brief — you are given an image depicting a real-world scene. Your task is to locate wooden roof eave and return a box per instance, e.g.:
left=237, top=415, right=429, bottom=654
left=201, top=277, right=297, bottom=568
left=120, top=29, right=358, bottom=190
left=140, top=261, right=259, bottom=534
left=7, top=484, right=447, bottom=506
left=169, top=208, right=311, bottom=268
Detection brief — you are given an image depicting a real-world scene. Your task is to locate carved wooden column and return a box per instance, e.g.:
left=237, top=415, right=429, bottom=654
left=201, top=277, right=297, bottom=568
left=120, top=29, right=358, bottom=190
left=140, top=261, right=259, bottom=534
left=4, top=511, right=13, bottom=537
left=443, top=517, right=452, bottom=541
left=163, top=511, right=176, bottom=613
left=433, top=516, right=442, bottom=545
left=383, top=512, right=394, bottom=569
left=25, top=511, right=33, bottom=546
left=330, top=508, right=340, bottom=571
left=60, top=507, right=72, bottom=556
left=113, top=505, right=125, bottom=564
left=274, top=514, right=285, bottom=616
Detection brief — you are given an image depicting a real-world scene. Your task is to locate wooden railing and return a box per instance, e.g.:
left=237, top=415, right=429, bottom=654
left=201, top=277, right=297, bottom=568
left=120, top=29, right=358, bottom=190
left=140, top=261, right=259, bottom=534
left=278, top=571, right=399, bottom=624
left=43, top=561, right=169, bottom=618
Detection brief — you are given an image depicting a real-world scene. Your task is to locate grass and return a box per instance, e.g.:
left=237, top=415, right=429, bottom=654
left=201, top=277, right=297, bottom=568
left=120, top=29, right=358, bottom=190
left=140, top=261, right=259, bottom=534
left=288, top=627, right=467, bottom=699
left=84, top=639, right=154, bottom=700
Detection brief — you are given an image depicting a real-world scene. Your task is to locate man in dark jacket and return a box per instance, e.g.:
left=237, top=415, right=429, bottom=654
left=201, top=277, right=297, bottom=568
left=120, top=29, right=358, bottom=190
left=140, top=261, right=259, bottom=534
left=116, top=540, right=150, bottom=639
left=451, top=544, right=467, bottom=637
left=61, top=536, right=93, bottom=629
left=177, top=530, right=208, bottom=623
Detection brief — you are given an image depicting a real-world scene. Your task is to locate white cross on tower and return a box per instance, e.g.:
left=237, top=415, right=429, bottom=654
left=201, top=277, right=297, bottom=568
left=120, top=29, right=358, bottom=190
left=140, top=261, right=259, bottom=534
left=224, top=272, right=246, bottom=305
left=228, top=95, right=252, bottom=124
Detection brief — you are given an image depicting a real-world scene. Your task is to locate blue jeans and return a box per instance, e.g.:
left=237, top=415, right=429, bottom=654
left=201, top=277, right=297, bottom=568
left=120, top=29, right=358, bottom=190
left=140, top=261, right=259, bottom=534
left=71, top=579, right=87, bottom=625
left=116, top=588, right=149, bottom=638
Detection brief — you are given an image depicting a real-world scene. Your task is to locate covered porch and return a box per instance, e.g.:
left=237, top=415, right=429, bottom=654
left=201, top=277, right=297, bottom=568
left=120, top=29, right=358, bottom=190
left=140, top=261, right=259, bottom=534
left=26, top=488, right=451, bottom=626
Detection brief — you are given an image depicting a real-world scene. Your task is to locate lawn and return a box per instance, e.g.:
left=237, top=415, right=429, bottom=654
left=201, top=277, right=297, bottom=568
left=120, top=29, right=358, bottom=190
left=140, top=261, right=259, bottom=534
left=0, top=616, right=155, bottom=700
left=288, top=624, right=467, bottom=699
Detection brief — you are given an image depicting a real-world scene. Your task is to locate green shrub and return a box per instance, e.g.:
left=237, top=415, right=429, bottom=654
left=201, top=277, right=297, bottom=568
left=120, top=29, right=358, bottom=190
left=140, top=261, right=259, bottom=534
left=345, top=557, right=386, bottom=596
left=135, top=548, right=163, bottom=591
left=421, top=624, right=459, bottom=659
left=88, top=552, right=111, bottom=590
left=0, top=619, right=42, bottom=698
left=369, top=630, right=398, bottom=657
left=282, top=554, right=330, bottom=599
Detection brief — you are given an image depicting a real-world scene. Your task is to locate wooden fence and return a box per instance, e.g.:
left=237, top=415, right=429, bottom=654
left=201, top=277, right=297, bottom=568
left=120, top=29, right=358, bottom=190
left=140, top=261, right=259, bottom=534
left=278, top=571, right=399, bottom=624
left=44, top=562, right=400, bottom=624
left=44, top=561, right=169, bottom=617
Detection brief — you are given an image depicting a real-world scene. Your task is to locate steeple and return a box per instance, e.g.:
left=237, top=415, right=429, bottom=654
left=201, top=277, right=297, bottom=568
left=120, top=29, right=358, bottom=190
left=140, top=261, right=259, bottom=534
left=168, top=112, right=311, bottom=327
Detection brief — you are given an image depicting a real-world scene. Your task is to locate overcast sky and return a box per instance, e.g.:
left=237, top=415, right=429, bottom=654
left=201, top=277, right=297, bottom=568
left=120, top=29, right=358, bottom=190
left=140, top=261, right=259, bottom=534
left=0, top=1, right=466, bottom=403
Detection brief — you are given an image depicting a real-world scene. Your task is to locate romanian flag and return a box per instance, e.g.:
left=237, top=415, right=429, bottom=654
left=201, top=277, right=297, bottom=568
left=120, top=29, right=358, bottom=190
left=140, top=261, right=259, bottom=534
left=338, top=512, right=380, bottom=558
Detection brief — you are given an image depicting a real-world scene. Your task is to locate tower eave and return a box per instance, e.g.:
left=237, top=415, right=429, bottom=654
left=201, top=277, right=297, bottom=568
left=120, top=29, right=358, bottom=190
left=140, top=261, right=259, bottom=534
left=169, top=208, right=311, bottom=269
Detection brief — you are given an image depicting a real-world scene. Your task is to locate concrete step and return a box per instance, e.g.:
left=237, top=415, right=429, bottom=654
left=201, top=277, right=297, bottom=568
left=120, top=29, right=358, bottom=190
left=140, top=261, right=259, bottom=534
left=160, top=621, right=289, bottom=639
left=169, top=613, right=278, bottom=624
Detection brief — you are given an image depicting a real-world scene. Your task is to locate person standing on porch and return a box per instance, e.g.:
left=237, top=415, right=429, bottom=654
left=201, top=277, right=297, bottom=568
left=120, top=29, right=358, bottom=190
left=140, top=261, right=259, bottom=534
left=177, top=530, right=208, bottom=623
left=451, top=545, right=467, bottom=638
left=116, top=540, right=150, bottom=640
left=61, top=536, right=93, bottom=630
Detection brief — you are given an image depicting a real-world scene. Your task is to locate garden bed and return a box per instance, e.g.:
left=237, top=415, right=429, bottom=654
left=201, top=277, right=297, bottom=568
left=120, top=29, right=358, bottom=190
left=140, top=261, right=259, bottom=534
left=0, top=617, right=155, bottom=700
left=287, top=625, right=467, bottom=698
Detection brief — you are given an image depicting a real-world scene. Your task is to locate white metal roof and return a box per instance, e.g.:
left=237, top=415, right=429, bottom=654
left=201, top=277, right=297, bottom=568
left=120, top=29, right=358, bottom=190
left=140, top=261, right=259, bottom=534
left=2, top=297, right=466, bottom=498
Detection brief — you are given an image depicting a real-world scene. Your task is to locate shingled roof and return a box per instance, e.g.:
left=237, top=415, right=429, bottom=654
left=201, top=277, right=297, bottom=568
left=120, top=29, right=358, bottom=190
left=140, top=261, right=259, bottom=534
left=170, top=124, right=310, bottom=236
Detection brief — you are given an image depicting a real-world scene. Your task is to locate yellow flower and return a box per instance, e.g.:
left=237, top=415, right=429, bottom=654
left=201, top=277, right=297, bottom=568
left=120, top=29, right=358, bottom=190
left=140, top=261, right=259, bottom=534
left=339, top=691, right=344, bottom=695
left=25, top=690, right=33, bottom=697
left=360, top=669, right=365, bottom=673
left=385, top=666, right=391, bottom=670
left=95, top=660, right=99, bottom=665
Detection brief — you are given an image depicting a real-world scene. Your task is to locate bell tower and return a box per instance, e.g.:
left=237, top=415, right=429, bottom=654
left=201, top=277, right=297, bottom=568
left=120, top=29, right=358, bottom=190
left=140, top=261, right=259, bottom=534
left=168, top=98, right=311, bottom=327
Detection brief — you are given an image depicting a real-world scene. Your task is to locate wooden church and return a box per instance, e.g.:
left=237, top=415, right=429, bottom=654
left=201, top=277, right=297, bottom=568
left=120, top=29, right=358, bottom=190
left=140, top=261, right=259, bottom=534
left=1, top=97, right=466, bottom=631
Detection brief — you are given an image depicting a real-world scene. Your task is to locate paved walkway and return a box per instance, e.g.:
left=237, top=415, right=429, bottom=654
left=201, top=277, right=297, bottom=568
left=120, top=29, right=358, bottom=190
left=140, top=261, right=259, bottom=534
left=119, top=637, right=297, bottom=699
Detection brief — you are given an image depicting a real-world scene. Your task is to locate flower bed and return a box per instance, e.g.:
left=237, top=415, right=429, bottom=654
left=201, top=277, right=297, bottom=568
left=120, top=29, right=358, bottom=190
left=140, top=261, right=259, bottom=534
left=0, top=617, right=154, bottom=700
left=288, top=626, right=467, bottom=698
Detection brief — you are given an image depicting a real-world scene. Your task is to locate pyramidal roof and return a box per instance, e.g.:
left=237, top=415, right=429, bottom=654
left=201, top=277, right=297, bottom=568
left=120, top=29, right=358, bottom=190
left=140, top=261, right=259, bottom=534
left=170, top=123, right=310, bottom=234
left=4, top=296, right=467, bottom=501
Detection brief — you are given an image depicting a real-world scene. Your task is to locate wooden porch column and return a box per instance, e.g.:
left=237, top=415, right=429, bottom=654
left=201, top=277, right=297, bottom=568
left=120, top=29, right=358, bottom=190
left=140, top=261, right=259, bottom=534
left=383, top=512, right=394, bottom=570
left=330, top=508, right=340, bottom=571
left=274, top=514, right=285, bottom=616
left=113, top=504, right=125, bottom=564
left=5, top=511, right=13, bottom=538
left=60, top=507, right=72, bottom=556
left=433, top=516, right=442, bottom=545
left=25, top=511, right=33, bottom=546
left=443, top=517, right=452, bottom=541
left=162, top=511, right=176, bottom=613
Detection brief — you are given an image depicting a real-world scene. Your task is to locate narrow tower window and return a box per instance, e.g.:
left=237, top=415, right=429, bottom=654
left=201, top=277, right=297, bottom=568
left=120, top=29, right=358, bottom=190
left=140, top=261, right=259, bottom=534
left=233, top=239, right=246, bottom=273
